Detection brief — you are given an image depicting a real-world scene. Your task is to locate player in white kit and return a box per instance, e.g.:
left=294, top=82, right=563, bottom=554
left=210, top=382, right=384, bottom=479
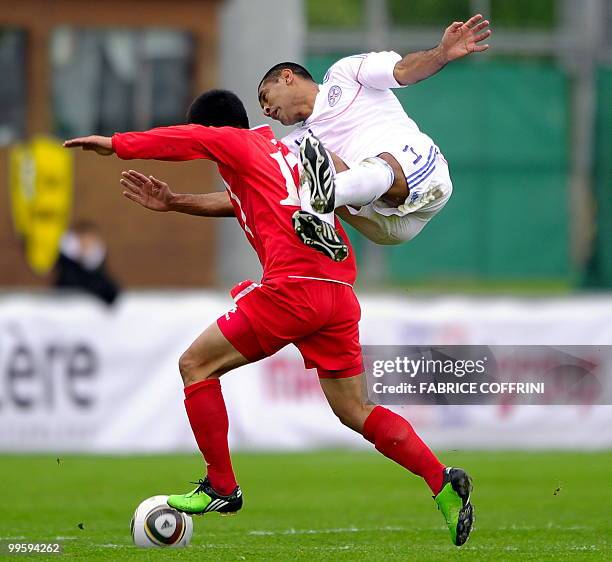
left=258, top=14, right=491, bottom=248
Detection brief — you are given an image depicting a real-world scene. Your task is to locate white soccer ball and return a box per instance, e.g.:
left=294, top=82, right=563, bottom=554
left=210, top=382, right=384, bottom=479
left=131, top=495, right=193, bottom=548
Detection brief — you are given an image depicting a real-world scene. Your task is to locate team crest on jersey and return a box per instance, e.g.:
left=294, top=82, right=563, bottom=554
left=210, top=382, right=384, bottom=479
left=328, top=85, right=342, bottom=107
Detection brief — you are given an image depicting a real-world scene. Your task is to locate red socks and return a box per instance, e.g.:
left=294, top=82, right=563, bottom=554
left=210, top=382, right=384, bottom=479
left=363, top=406, right=444, bottom=495
left=183, top=379, right=237, bottom=496
left=183, top=383, right=442, bottom=496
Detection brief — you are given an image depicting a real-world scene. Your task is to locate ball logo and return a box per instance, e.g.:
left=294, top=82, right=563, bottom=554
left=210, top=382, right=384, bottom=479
left=328, top=85, right=342, bottom=107
left=144, top=507, right=185, bottom=545
left=155, top=516, right=177, bottom=538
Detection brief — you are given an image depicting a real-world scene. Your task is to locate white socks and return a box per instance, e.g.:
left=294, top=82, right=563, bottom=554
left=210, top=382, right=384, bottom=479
left=335, top=157, right=394, bottom=208
left=300, top=156, right=394, bottom=226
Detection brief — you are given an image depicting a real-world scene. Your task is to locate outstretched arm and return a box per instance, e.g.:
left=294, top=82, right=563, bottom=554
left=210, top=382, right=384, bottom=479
left=64, top=125, right=248, bottom=169
left=120, top=170, right=235, bottom=218
left=64, top=126, right=209, bottom=162
left=393, top=14, right=491, bottom=85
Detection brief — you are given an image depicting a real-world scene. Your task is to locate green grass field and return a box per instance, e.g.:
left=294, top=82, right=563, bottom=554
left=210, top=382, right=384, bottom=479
left=2, top=451, right=611, bottom=560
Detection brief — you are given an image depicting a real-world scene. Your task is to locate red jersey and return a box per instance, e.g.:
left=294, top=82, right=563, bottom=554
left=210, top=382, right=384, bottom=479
left=112, top=124, right=357, bottom=285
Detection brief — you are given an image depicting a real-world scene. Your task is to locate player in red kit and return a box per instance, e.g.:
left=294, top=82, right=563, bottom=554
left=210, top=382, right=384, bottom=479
left=64, top=90, right=474, bottom=546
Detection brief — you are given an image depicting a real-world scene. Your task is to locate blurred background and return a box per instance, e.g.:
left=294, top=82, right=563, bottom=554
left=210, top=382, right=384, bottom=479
left=0, top=0, right=611, bottom=454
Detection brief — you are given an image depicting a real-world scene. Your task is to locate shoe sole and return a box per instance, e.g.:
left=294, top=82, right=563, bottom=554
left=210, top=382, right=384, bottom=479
left=176, top=510, right=240, bottom=517
left=168, top=504, right=242, bottom=517
left=450, top=470, right=474, bottom=546
left=300, top=135, right=335, bottom=214
left=293, top=211, right=348, bottom=262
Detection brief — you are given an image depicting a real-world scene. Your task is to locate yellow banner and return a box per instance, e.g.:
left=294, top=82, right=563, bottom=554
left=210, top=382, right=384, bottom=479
left=9, top=137, right=73, bottom=275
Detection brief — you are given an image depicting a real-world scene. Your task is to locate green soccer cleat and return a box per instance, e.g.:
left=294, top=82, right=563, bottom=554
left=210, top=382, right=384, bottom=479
left=434, top=467, right=474, bottom=546
left=167, top=477, right=243, bottom=516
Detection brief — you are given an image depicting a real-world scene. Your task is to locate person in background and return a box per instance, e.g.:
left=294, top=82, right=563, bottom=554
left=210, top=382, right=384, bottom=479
left=54, top=221, right=120, bottom=305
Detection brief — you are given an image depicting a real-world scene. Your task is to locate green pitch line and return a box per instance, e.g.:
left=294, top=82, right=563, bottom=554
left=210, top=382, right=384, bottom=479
left=0, top=451, right=610, bottom=560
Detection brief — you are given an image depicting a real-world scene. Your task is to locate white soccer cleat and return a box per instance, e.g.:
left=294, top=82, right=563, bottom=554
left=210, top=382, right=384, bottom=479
left=292, top=210, right=348, bottom=262
left=299, top=133, right=335, bottom=214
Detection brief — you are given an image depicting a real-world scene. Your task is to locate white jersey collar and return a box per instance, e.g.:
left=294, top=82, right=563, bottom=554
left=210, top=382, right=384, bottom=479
left=303, top=86, right=325, bottom=126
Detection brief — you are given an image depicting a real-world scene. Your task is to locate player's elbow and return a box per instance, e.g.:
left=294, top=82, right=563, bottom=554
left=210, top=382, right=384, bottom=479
left=393, top=62, right=413, bottom=86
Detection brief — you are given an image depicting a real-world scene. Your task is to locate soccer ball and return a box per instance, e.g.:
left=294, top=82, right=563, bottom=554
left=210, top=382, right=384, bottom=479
left=131, top=495, right=193, bottom=548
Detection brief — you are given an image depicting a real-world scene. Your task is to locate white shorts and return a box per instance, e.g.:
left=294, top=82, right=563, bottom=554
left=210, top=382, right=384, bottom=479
left=342, top=153, right=453, bottom=245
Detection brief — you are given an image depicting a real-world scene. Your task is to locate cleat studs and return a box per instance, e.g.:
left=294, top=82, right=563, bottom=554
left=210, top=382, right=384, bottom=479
left=334, top=247, right=349, bottom=262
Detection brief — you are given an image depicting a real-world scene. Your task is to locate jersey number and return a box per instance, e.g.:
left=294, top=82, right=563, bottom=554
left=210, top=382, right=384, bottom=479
left=270, top=151, right=301, bottom=206
left=403, top=145, right=422, bottom=165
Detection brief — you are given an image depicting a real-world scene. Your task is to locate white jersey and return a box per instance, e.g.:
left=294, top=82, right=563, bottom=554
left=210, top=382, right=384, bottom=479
left=282, top=51, right=438, bottom=193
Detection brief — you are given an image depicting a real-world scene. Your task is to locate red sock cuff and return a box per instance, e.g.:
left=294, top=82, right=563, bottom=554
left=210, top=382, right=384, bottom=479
left=363, top=405, right=386, bottom=443
left=184, top=378, right=220, bottom=399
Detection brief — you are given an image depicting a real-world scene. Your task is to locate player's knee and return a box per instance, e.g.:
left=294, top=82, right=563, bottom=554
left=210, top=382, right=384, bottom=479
left=331, top=405, right=348, bottom=427
left=178, top=351, right=195, bottom=384
left=332, top=400, right=369, bottom=432
left=178, top=349, right=211, bottom=386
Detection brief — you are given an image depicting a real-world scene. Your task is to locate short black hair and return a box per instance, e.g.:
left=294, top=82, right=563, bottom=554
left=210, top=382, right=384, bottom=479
left=258, top=62, right=314, bottom=93
left=186, top=89, right=250, bottom=129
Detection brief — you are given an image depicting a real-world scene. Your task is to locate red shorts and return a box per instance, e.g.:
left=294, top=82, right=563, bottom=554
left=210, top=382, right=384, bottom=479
left=217, top=277, right=363, bottom=378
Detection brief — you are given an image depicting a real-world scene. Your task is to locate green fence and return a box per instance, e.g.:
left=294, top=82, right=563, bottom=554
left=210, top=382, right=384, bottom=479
left=307, top=56, right=572, bottom=285
left=585, top=67, right=612, bottom=288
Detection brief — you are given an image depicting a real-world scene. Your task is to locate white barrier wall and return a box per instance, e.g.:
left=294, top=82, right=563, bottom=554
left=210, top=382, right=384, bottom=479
left=1, top=292, right=611, bottom=452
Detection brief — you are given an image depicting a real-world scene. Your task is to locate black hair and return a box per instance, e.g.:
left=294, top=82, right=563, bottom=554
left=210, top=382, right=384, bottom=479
left=258, top=62, right=314, bottom=93
left=186, top=89, right=250, bottom=129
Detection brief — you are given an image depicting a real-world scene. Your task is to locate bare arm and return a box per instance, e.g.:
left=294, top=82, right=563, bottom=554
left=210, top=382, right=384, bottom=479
left=393, top=14, right=491, bottom=86
left=63, top=135, right=114, bottom=155
left=120, top=170, right=235, bottom=218
left=169, top=192, right=235, bottom=217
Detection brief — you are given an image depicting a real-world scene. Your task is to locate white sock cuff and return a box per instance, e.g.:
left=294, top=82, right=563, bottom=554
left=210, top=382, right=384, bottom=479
left=362, top=157, right=395, bottom=185
left=334, top=156, right=395, bottom=208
